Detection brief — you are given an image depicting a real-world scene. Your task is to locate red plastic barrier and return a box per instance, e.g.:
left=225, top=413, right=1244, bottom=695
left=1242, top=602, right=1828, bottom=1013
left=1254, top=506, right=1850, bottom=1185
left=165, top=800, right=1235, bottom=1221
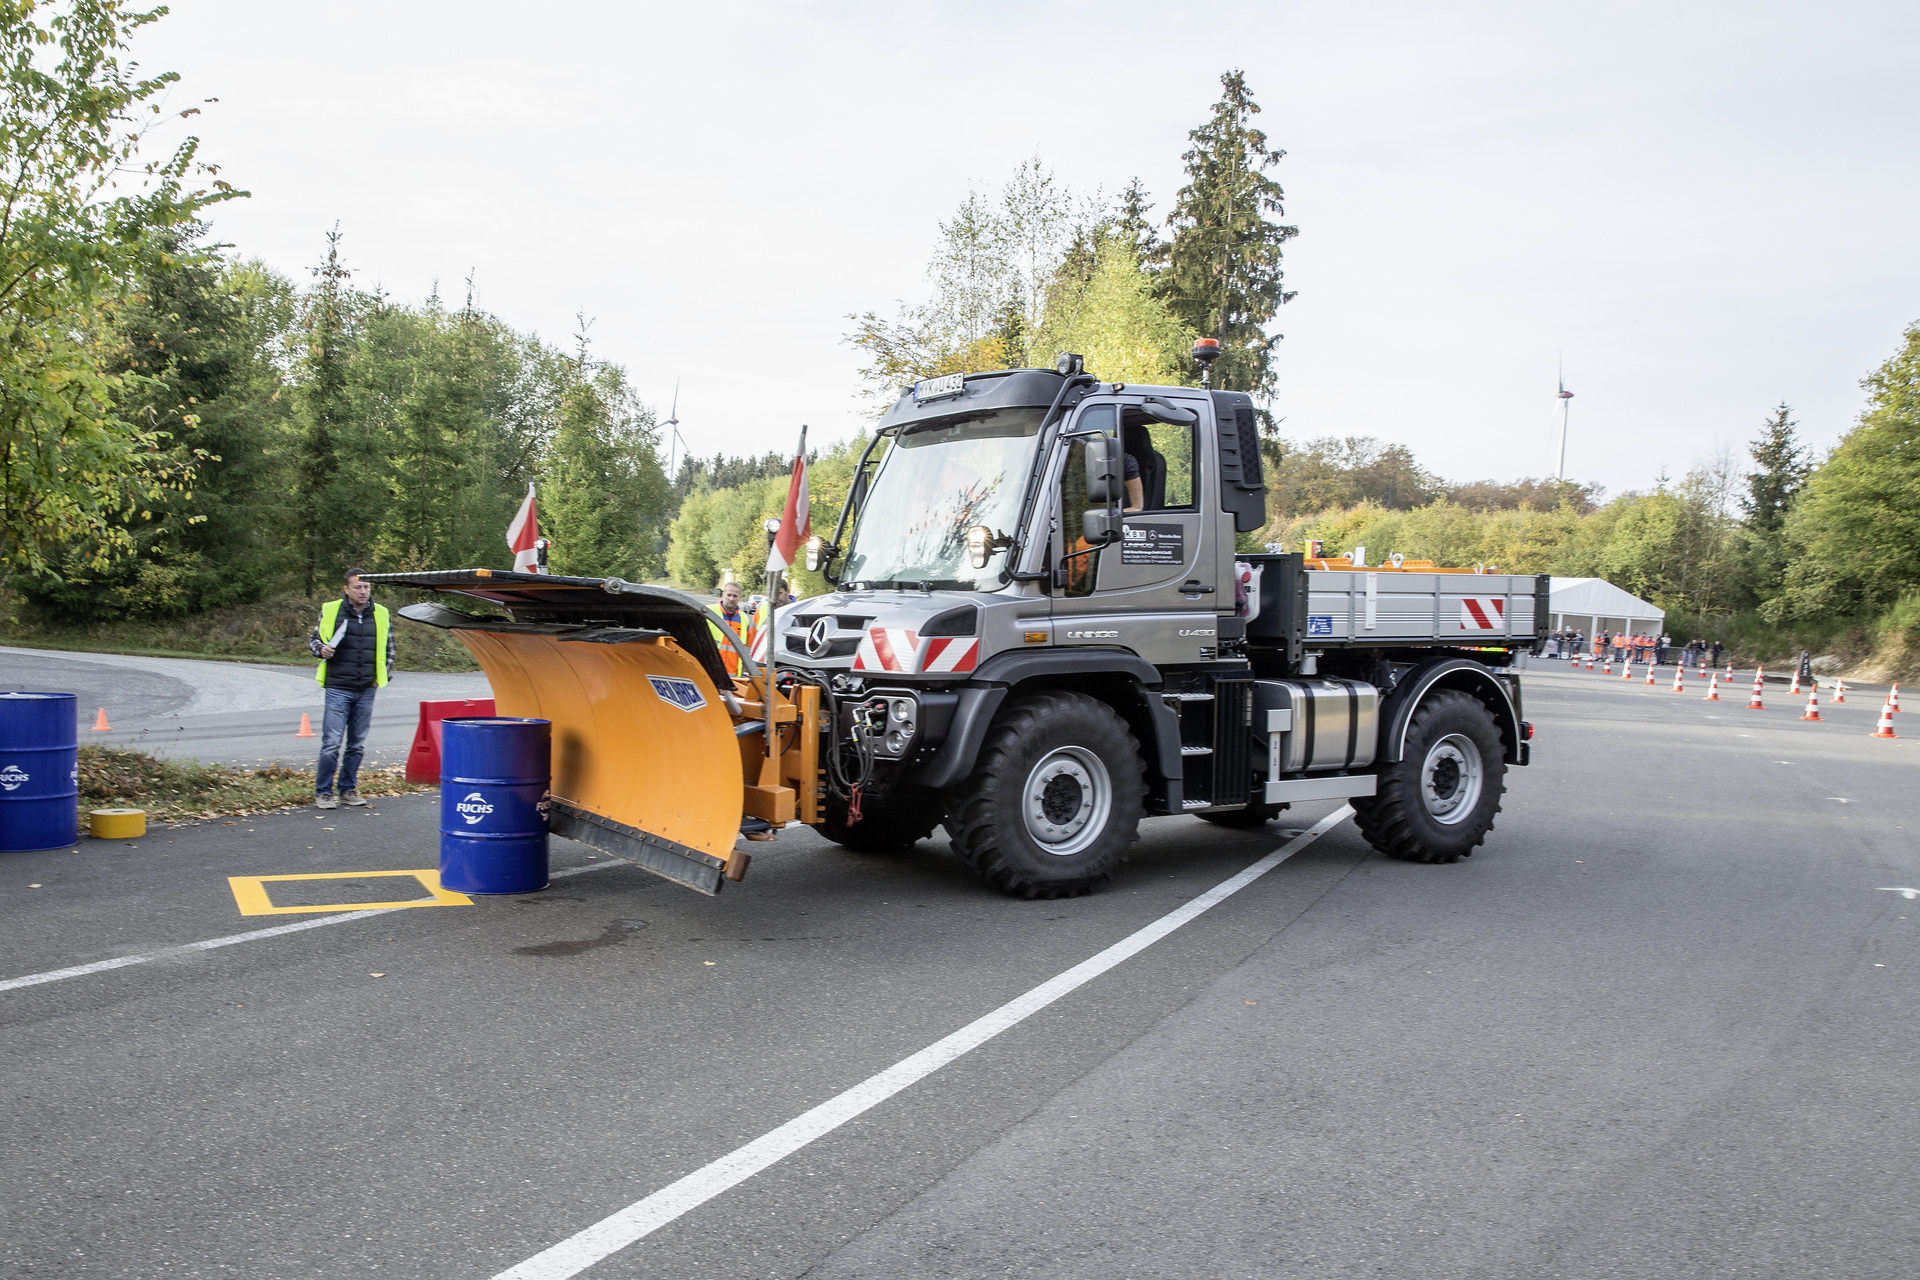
left=406, top=698, right=496, bottom=783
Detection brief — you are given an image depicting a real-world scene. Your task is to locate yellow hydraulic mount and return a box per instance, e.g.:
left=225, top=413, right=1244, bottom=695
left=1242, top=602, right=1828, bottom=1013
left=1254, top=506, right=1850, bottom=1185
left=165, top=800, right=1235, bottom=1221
left=370, top=570, right=823, bottom=895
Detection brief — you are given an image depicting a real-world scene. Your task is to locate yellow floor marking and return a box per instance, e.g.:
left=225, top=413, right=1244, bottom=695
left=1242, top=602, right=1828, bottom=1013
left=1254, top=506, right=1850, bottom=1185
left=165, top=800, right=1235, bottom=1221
left=227, top=870, right=473, bottom=916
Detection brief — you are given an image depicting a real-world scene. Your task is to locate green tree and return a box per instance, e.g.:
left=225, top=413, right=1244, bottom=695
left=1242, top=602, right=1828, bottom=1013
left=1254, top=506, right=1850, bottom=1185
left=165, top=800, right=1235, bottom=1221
left=0, top=0, right=241, bottom=589
left=17, top=230, right=299, bottom=617
left=294, top=226, right=358, bottom=591
left=1037, top=233, right=1199, bottom=386
left=540, top=329, right=671, bottom=579
left=1736, top=402, right=1810, bottom=598
left=1742, top=403, right=1811, bottom=532
left=1162, top=70, right=1297, bottom=404
left=1769, top=324, right=1920, bottom=620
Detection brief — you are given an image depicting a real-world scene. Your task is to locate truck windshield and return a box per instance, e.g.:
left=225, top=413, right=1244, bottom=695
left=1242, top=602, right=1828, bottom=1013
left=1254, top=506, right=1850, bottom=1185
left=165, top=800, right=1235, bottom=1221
left=841, top=407, right=1046, bottom=590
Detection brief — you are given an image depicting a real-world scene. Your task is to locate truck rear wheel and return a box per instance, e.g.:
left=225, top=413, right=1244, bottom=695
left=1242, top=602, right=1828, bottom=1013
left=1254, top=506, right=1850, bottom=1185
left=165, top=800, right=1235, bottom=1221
left=1353, top=689, right=1505, bottom=863
left=944, top=692, right=1145, bottom=898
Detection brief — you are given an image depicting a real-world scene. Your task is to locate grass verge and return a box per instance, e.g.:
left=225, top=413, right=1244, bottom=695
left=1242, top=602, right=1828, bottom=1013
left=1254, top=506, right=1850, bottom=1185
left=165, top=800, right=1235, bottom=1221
left=79, top=745, right=431, bottom=824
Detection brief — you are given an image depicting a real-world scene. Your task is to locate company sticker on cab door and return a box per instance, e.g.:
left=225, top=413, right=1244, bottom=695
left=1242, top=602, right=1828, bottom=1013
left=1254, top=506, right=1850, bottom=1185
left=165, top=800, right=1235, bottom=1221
left=1120, top=523, right=1184, bottom=566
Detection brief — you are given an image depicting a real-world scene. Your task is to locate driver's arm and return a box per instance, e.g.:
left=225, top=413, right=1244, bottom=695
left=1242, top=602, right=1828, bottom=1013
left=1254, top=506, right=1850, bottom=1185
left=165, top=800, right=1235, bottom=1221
left=1122, top=452, right=1143, bottom=513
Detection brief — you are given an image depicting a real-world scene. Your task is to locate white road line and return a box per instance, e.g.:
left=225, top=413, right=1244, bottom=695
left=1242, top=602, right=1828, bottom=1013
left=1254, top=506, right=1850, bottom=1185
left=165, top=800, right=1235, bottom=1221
left=492, top=806, right=1356, bottom=1280
left=0, top=858, right=621, bottom=994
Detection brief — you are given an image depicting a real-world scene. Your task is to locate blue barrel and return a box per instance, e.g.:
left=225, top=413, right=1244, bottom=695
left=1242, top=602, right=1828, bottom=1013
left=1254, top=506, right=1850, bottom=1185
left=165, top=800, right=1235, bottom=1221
left=0, top=692, right=79, bottom=852
left=439, top=717, right=550, bottom=894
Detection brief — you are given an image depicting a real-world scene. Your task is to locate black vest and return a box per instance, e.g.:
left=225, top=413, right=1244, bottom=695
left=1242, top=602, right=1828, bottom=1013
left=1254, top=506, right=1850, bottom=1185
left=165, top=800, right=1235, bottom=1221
left=326, top=602, right=379, bottom=690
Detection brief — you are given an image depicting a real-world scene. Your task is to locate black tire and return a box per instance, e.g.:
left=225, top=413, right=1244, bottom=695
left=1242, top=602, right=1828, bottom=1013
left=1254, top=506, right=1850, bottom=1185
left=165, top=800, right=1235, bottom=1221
left=1198, top=803, right=1284, bottom=828
left=943, top=692, right=1145, bottom=898
left=815, top=786, right=942, bottom=853
left=1352, top=688, right=1506, bottom=863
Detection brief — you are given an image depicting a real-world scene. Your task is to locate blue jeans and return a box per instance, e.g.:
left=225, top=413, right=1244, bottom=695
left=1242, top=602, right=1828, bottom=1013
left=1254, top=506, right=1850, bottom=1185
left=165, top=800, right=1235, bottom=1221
left=316, top=686, right=377, bottom=795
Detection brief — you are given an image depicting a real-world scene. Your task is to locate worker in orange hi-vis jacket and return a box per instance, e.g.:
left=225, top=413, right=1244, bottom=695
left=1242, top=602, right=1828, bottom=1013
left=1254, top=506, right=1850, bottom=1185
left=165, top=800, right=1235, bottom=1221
left=707, top=578, right=755, bottom=677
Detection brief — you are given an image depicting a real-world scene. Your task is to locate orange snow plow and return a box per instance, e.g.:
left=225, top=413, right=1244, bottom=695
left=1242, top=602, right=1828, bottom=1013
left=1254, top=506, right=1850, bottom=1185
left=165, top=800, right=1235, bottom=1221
left=370, top=570, right=820, bottom=895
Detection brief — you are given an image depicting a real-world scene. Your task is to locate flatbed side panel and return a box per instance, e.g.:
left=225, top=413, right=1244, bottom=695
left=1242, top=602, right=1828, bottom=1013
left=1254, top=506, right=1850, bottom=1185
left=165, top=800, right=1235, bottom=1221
left=1302, top=570, right=1538, bottom=645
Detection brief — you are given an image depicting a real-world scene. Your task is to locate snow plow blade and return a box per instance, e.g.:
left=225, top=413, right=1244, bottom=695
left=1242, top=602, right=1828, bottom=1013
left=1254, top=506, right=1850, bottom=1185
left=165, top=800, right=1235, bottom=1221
left=367, top=570, right=756, bottom=895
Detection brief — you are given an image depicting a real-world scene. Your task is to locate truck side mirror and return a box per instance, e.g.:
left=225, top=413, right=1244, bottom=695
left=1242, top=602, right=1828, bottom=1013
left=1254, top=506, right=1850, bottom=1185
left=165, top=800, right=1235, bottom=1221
left=1081, top=508, right=1118, bottom=545
left=1085, top=436, right=1119, bottom=505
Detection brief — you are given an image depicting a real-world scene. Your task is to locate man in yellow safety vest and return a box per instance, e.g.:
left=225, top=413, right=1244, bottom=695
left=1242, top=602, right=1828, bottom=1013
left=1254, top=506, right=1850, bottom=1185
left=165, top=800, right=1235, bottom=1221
left=308, top=568, right=395, bottom=809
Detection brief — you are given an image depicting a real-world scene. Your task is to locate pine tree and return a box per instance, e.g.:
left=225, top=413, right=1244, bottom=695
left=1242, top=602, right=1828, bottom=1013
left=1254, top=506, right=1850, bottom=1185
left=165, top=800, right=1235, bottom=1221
left=296, top=227, right=351, bottom=595
left=1738, top=403, right=1812, bottom=601
left=1741, top=403, right=1810, bottom=534
left=1113, top=177, right=1162, bottom=274
left=1163, top=71, right=1298, bottom=405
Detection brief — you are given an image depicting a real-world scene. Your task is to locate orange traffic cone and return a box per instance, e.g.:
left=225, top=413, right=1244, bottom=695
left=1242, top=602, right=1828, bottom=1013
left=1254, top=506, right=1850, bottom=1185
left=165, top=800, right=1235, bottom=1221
left=1671, top=666, right=1685, bottom=693
left=1789, top=669, right=1802, bottom=696
left=295, top=713, right=316, bottom=738
left=1703, top=674, right=1720, bottom=701
left=1890, top=683, right=1902, bottom=713
left=1585, top=655, right=1595, bottom=671
left=1833, top=678, right=1847, bottom=704
left=1725, top=663, right=1734, bottom=682
left=1621, top=658, right=1634, bottom=680
left=1602, top=657, right=1612, bottom=676
left=1871, top=700, right=1898, bottom=739
left=1645, top=663, right=1657, bottom=685
left=1800, top=685, right=1822, bottom=721
left=91, top=707, right=112, bottom=731
left=1747, top=669, right=1766, bottom=710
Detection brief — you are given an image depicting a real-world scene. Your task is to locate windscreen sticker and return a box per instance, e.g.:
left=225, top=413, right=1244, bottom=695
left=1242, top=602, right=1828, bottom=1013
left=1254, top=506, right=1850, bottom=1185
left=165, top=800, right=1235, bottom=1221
left=647, top=675, right=708, bottom=712
left=1120, top=522, right=1184, bottom=566
left=1307, top=615, right=1335, bottom=637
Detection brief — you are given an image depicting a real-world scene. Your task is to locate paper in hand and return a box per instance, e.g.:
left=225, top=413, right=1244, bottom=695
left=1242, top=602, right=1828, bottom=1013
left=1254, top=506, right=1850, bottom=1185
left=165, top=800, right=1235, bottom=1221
left=328, top=623, right=349, bottom=649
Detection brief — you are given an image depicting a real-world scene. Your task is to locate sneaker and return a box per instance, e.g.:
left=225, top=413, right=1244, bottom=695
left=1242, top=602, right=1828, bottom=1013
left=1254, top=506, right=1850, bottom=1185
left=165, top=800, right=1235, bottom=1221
left=342, top=791, right=368, bottom=807
left=316, top=794, right=339, bottom=810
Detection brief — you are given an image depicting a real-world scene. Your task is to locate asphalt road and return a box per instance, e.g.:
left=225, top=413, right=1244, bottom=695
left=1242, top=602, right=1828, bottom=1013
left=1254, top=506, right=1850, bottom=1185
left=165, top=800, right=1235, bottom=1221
left=0, top=646, right=490, bottom=768
left=1, top=660, right=1915, bottom=1278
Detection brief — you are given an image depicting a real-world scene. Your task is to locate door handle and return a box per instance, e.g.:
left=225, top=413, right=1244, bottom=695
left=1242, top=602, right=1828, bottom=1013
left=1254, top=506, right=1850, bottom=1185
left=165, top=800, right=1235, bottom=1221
left=1182, top=581, right=1216, bottom=594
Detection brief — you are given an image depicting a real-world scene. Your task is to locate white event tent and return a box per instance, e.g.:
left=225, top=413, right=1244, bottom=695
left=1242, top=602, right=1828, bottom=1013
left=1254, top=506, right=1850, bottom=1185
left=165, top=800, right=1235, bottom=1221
left=1547, top=577, right=1665, bottom=638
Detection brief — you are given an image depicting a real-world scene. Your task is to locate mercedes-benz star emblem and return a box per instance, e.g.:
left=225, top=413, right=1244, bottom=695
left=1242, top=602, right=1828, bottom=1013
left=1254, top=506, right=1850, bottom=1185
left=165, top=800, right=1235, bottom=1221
left=805, top=617, right=834, bottom=658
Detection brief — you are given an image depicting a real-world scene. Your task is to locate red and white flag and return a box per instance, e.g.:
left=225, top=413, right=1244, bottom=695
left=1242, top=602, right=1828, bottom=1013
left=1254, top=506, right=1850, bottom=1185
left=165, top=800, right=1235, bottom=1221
left=506, top=482, right=543, bottom=573
left=766, top=426, right=810, bottom=574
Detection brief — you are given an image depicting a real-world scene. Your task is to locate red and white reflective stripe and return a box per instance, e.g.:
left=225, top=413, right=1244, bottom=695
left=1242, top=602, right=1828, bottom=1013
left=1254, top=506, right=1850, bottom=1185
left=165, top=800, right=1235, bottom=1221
left=921, top=637, right=978, bottom=673
left=1458, top=598, right=1506, bottom=630
left=853, top=628, right=919, bottom=672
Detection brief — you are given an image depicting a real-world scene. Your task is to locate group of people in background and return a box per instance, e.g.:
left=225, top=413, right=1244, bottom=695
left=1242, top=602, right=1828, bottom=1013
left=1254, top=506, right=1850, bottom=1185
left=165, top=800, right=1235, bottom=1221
left=1546, top=627, right=1726, bottom=670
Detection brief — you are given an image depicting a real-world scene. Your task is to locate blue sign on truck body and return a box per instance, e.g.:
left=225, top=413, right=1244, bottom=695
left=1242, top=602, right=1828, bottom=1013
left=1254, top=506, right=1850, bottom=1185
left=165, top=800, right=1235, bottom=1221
left=1307, top=615, right=1335, bottom=637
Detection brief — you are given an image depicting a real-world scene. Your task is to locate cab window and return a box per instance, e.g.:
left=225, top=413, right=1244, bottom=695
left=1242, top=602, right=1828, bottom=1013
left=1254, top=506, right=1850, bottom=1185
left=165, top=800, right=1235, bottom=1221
left=1120, top=407, right=1195, bottom=510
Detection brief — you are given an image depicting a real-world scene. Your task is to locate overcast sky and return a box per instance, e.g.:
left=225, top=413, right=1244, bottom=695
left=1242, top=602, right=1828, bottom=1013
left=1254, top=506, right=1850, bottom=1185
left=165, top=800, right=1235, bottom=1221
left=141, top=0, right=1918, bottom=497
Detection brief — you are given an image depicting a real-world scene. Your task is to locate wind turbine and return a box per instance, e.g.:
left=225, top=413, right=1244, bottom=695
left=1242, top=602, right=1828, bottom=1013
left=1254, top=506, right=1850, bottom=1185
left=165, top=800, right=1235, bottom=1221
left=1555, top=363, right=1575, bottom=485
left=663, top=379, right=693, bottom=486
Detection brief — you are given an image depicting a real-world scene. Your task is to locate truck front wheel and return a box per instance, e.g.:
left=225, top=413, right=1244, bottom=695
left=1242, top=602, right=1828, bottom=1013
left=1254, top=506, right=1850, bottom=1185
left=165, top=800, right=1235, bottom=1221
left=944, top=692, right=1145, bottom=898
left=1352, top=689, right=1505, bottom=863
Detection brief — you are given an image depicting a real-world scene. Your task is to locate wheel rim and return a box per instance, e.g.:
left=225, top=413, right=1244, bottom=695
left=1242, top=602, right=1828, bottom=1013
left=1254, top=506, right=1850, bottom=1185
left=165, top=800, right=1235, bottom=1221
left=1420, top=734, right=1483, bottom=825
left=1022, top=745, right=1112, bottom=856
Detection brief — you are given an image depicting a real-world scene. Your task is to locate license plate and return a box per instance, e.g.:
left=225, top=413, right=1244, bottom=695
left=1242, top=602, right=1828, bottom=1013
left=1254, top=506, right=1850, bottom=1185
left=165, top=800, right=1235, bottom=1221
left=913, top=373, right=965, bottom=402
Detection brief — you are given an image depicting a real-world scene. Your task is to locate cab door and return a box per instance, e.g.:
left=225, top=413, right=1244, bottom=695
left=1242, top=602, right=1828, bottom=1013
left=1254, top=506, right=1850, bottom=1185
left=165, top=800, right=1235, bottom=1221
left=1049, top=395, right=1221, bottom=665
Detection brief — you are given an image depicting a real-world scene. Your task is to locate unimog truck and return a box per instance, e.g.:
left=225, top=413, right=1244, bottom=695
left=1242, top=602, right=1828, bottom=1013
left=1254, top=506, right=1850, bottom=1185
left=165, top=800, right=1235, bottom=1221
left=371, top=354, right=1539, bottom=899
